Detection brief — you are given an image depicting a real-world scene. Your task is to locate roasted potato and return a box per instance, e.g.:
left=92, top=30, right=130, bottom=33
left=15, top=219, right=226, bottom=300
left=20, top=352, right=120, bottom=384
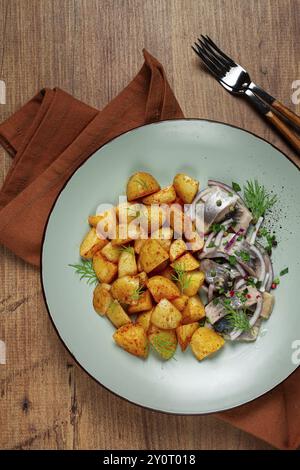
left=93, top=283, right=112, bottom=316
left=182, top=295, right=205, bottom=324
left=185, top=226, right=204, bottom=252
left=190, top=327, right=225, bottom=360
left=149, top=260, right=170, bottom=275
left=147, top=275, right=180, bottom=303
left=88, top=207, right=116, bottom=228
left=111, top=275, right=140, bottom=305
left=142, top=185, right=176, bottom=205
left=111, top=224, right=147, bottom=246
left=148, top=327, right=177, bottom=360
left=172, top=294, right=189, bottom=312
left=116, top=202, right=145, bottom=225
left=173, top=173, right=199, bottom=204
left=151, top=299, right=182, bottom=329
left=139, top=239, right=169, bottom=273
left=118, top=247, right=138, bottom=277
left=180, top=270, right=205, bottom=296
left=134, top=239, right=146, bottom=255
left=176, top=322, right=199, bottom=351
left=126, top=172, right=160, bottom=201
left=160, top=266, right=175, bottom=281
left=169, top=239, right=187, bottom=262
left=113, top=323, right=149, bottom=358
left=128, top=289, right=153, bottom=314
left=150, top=227, right=173, bottom=252
left=92, top=252, right=118, bottom=283
left=107, top=300, right=132, bottom=328
left=136, top=309, right=153, bottom=332
left=136, top=271, right=148, bottom=287
left=171, top=253, right=200, bottom=272
left=144, top=205, right=167, bottom=233
left=101, top=242, right=121, bottom=263
left=80, top=228, right=108, bottom=259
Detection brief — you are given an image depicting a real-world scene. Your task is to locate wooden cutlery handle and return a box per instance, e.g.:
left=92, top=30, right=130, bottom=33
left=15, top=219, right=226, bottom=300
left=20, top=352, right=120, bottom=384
left=272, top=100, right=300, bottom=129
left=266, top=110, right=300, bottom=153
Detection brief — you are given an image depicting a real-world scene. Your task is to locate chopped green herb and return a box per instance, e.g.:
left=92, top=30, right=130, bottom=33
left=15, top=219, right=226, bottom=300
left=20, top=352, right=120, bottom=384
left=273, top=277, right=280, bottom=285
left=228, top=255, right=237, bottom=266
left=211, top=223, right=226, bottom=233
left=213, top=298, right=219, bottom=305
left=226, top=310, right=250, bottom=332
left=172, top=265, right=193, bottom=293
left=219, top=288, right=225, bottom=294
left=236, top=250, right=250, bottom=262
left=119, top=245, right=135, bottom=255
left=244, top=180, right=277, bottom=223
left=280, top=267, right=289, bottom=276
left=232, top=182, right=241, bottom=192
left=130, top=285, right=145, bottom=301
left=69, top=260, right=98, bottom=285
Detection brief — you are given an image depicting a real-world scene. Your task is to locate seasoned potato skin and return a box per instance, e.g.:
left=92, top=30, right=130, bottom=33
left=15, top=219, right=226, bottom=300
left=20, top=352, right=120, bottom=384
left=111, top=275, right=140, bottom=305
left=126, top=172, right=160, bottom=201
left=147, top=275, right=180, bottom=303
left=92, top=252, right=118, bottom=283
left=171, top=253, right=200, bottom=272
left=190, top=327, right=225, bottom=360
left=142, top=185, right=176, bottom=205
left=171, top=294, right=189, bottom=312
left=176, top=322, right=199, bottom=351
left=113, top=324, right=149, bottom=358
left=148, top=328, right=177, bottom=360
left=93, top=283, right=112, bottom=316
left=106, top=301, right=132, bottom=328
left=170, top=239, right=187, bottom=262
left=128, top=290, right=153, bottom=314
left=118, top=248, right=138, bottom=277
left=101, top=242, right=121, bottom=263
left=136, top=309, right=153, bottom=332
left=139, top=239, right=169, bottom=273
left=173, top=173, right=199, bottom=204
left=151, top=299, right=182, bottom=329
left=80, top=228, right=108, bottom=259
left=182, top=295, right=206, bottom=324
left=180, top=270, right=205, bottom=296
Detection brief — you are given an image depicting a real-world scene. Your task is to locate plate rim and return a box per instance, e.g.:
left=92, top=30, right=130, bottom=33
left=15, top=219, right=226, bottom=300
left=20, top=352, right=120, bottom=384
left=41, top=118, right=300, bottom=415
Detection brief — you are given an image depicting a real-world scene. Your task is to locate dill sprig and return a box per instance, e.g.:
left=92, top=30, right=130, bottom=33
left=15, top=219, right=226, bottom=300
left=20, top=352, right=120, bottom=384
left=119, top=245, right=135, bottom=255
left=69, top=259, right=98, bottom=285
left=134, top=178, right=148, bottom=190
left=151, top=332, right=177, bottom=360
left=244, top=180, right=277, bottom=223
left=130, top=285, right=145, bottom=301
left=223, top=298, right=250, bottom=332
left=171, top=265, right=193, bottom=293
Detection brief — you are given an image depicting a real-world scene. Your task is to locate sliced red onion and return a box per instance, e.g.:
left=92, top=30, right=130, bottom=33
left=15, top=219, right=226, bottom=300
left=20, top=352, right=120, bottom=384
left=263, top=254, right=274, bottom=292
left=249, top=245, right=266, bottom=282
left=260, top=272, right=269, bottom=292
left=208, top=284, right=215, bottom=303
left=224, top=229, right=244, bottom=252
left=214, top=230, right=225, bottom=248
left=249, top=298, right=263, bottom=327
left=235, top=263, right=246, bottom=277
left=249, top=216, right=264, bottom=245
left=203, top=232, right=216, bottom=252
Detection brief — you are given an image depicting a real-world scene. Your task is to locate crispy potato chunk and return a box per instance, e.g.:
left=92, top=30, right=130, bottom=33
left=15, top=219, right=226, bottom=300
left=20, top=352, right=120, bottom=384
left=136, top=309, right=153, bottom=332
left=151, top=299, right=182, bottom=329
left=142, top=185, right=176, bottom=205
left=134, top=239, right=146, bottom=255
left=148, top=328, right=177, bottom=360
left=176, top=322, right=199, bottom=351
left=139, top=239, right=169, bottom=273
left=88, top=207, right=116, bottom=228
left=151, top=227, right=173, bottom=252
left=169, top=239, right=187, bottom=262
left=171, top=253, right=200, bottom=272
left=180, top=270, right=205, bottom=296
left=107, top=300, right=131, bottom=328
left=128, top=290, right=153, bottom=314
left=101, top=242, right=121, bottom=263
left=126, top=172, right=160, bottom=201
left=190, top=327, right=225, bottom=360
left=172, top=294, right=189, bottom=312
left=93, top=283, right=112, bottom=316
left=136, top=271, right=148, bottom=287
left=111, top=224, right=147, bottom=246
left=147, top=275, right=180, bottom=303
left=144, top=205, right=167, bottom=233
left=182, top=295, right=205, bottom=324
left=173, top=173, right=199, bottom=204
left=111, top=275, right=140, bottom=305
left=80, top=228, right=108, bottom=259
left=118, top=247, right=138, bottom=277
left=113, top=324, right=149, bottom=358
left=92, top=252, right=118, bottom=283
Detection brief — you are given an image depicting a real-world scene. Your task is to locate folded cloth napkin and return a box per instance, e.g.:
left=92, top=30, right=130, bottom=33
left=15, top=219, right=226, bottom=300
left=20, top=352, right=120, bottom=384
left=0, top=50, right=299, bottom=450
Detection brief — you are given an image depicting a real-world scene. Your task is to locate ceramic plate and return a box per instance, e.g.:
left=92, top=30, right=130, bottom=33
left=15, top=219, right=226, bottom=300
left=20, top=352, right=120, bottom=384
left=42, top=120, right=300, bottom=413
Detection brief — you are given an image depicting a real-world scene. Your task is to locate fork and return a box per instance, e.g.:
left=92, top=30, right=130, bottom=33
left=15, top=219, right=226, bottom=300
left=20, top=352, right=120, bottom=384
left=192, top=35, right=300, bottom=153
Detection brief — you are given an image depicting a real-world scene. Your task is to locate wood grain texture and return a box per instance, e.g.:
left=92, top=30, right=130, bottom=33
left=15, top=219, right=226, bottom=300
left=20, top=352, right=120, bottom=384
left=0, top=0, right=299, bottom=450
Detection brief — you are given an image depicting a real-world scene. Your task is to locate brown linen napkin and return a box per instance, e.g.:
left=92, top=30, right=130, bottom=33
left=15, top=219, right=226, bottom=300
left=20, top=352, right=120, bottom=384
left=0, top=50, right=299, bottom=450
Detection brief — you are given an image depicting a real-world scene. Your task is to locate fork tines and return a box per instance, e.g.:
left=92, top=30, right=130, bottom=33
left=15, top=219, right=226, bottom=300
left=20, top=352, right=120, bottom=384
left=192, top=35, right=235, bottom=78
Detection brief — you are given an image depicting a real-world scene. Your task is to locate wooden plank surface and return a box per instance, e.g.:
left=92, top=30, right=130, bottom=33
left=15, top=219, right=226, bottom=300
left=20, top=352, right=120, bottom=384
left=1, top=0, right=299, bottom=450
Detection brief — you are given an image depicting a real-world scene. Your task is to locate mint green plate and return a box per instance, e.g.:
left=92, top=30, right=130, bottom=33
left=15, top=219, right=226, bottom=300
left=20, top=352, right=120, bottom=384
left=42, top=120, right=300, bottom=413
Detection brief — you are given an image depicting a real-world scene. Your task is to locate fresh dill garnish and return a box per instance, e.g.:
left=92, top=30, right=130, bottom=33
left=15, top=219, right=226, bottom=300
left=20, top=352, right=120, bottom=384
left=226, top=309, right=251, bottom=332
left=258, top=227, right=277, bottom=254
left=213, top=298, right=219, bottom=305
left=119, top=245, right=135, bottom=255
left=150, top=332, right=177, bottom=360
left=171, top=265, right=193, bottom=293
left=69, top=259, right=98, bottom=285
left=244, top=180, right=277, bottom=223
left=232, top=182, right=241, bottom=192
left=280, top=267, right=289, bottom=276
left=130, top=285, right=145, bottom=301
left=237, top=235, right=243, bottom=241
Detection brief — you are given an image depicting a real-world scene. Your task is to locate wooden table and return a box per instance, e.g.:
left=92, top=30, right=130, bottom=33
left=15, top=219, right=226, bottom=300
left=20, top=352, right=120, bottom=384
left=1, top=0, right=299, bottom=450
